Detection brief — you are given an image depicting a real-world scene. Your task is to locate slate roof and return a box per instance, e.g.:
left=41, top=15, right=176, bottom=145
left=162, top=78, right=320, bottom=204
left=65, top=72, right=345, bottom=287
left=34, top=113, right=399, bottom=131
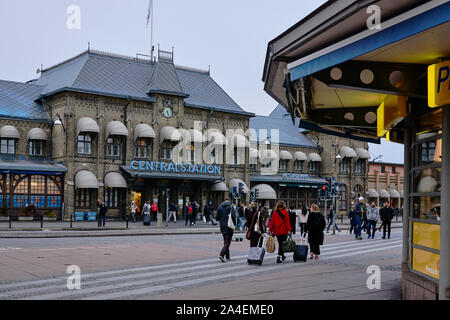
left=0, top=80, right=50, bottom=123
left=250, top=114, right=318, bottom=148
left=32, top=50, right=253, bottom=116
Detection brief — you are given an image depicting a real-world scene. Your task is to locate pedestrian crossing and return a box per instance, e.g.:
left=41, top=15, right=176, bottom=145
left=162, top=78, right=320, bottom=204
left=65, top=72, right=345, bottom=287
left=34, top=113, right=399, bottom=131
left=0, top=237, right=402, bottom=300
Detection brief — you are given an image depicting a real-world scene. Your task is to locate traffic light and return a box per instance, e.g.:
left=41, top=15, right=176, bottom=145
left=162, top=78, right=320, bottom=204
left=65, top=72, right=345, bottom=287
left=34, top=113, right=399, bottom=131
left=320, top=186, right=327, bottom=198
left=254, top=188, right=260, bottom=200
left=232, top=186, right=237, bottom=198
left=238, top=182, right=244, bottom=195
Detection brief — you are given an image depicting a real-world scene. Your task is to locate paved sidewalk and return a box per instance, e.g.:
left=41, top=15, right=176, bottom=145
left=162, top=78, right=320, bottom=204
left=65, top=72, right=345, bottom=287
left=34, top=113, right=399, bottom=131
left=0, top=219, right=403, bottom=238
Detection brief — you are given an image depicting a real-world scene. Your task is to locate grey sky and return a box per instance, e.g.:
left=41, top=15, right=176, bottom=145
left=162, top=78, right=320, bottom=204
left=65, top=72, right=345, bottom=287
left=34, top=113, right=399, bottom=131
left=0, top=0, right=403, bottom=163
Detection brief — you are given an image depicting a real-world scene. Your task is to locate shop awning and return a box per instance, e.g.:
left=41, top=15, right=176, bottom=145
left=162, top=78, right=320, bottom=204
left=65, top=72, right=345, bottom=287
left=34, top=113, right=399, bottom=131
left=77, top=117, right=100, bottom=136
left=378, top=189, right=389, bottom=198
left=0, top=125, right=20, bottom=139
left=389, top=189, right=401, bottom=198
left=134, top=123, right=156, bottom=141
left=75, top=170, right=99, bottom=189
left=160, top=126, right=182, bottom=144
left=294, top=151, right=307, bottom=161
left=356, top=148, right=371, bottom=159
left=280, top=151, right=293, bottom=160
left=210, top=181, right=229, bottom=192
left=120, top=165, right=222, bottom=182
left=106, top=121, right=128, bottom=137
left=0, top=160, right=66, bottom=174
left=252, top=184, right=277, bottom=200
left=400, top=190, right=404, bottom=198
left=417, top=176, right=438, bottom=193
left=368, top=189, right=379, bottom=198
left=229, top=178, right=249, bottom=193
left=27, top=128, right=48, bottom=140
left=104, top=172, right=127, bottom=188
left=308, top=152, right=322, bottom=162
left=339, top=146, right=357, bottom=159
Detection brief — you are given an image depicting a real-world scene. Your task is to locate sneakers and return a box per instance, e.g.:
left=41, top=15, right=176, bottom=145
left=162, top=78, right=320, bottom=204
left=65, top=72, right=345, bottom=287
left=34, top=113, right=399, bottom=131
left=219, top=256, right=226, bottom=263
left=310, top=253, right=314, bottom=260
left=314, top=255, right=319, bottom=260
left=276, top=256, right=282, bottom=264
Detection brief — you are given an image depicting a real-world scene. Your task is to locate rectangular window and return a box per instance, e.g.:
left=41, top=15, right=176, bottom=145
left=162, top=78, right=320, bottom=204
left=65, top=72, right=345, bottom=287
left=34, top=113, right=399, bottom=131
left=279, top=160, right=287, bottom=171
left=161, top=141, right=173, bottom=160
left=77, top=135, right=92, bottom=156
left=105, top=188, right=120, bottom=208
left=1, top=139, right=15, bottom=155
left=249, top=163, right=256, bottom=171
left=29, top=140, right=43, bottom=156
left=339, top=159, right=348, bottom=174
left=355, top=159, right=363, bottom=174
left=381, top=165, right=385, bottom=173
left=294, top=160, right=303, bottom=171
left=75, top=189, right=95, bottom=209
left=309, top=161, right=317, bottom=173
left=392, top=166, right=396, bottom=174
left=135, top=138, right=149, bottom=159
left=106, top=137, right=121, bottom=158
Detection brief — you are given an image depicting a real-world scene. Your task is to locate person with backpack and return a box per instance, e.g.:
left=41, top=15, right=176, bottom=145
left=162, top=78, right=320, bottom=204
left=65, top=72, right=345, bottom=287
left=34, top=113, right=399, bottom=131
left=203, top=202, right=213, bottom=224
left=306, top=203, right=326, bottom=260
left=366, top=202, right=380, bottom=239
left=168, top=202, right=178, bottom=223
left=192, top=201, right=200, bottom=224
left=269, top=200, right=292, bottom=264
left=216, top=198, right=236, bottom=263
left=297, top=204, right=309, bottom=238
left=379, top=202, right=395, bottom=239
left=245, top=202, right=265, bottom=248
left=185, top=202, right=194, bottom=226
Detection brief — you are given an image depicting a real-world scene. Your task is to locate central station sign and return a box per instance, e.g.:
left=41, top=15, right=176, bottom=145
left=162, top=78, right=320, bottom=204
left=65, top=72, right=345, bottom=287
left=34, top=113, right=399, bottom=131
left=130, top=160, right=221, bottom=176
left=428, top=60, right=450, bottom=108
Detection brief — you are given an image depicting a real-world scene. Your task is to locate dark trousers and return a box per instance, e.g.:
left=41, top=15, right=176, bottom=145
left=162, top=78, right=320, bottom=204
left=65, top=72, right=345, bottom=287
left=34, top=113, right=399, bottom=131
left=299, top=223, right=307, bottom=236
left=186, top=214, right=194, bottom=226
left=151, top=210, right=157, bottom=222
left=310, top=242, right=320, bottom=255
left=250, top=233, right=263, bottom=248
left=383, top=220, right=392, bottom=238
left=220, top=233, right=233, bottom=259
left=276, top=234, right=288, bottom=257
left=98, top=214, right=105, bottom=227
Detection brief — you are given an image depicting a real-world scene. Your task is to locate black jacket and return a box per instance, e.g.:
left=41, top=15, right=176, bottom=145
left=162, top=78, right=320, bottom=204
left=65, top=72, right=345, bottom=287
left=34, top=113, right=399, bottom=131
left=203, top=205, right=212, bottom=217
left=216, top=201, right=236, bottom=235
left=306, top=211, right=326, bottom=245
left=99, top=205, right=108, bottom=216
left=380, top=207, right=394, bottom=221
left=289, top=210, right=297, bottom=234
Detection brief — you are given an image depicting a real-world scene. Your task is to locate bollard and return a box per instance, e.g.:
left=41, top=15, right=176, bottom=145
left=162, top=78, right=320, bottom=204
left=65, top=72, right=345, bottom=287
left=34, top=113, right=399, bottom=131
left=70, top=214, right=73, bottom=229
left=41, top=215, right=44, bottom=228
left=9, top=214, right=11, bottom=229
left=126, top=215, right=129, bottom=229
left=341, top=214, right=344, bottom=224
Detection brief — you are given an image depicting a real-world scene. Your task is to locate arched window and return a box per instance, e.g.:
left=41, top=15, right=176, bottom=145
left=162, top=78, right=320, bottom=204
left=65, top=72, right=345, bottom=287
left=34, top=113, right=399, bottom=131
left=338, top=184, right=348, bottom=211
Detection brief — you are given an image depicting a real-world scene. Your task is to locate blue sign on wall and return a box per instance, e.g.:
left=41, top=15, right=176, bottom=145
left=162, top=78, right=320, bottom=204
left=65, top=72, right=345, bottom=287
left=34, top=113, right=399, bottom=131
left=130, top=160, right=221, bottom=176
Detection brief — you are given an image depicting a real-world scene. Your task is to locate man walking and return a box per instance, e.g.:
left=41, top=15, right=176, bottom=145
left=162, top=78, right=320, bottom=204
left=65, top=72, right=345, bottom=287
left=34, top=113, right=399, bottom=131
left=98, top=201, right=107, bottom=228
left=366, top=202, right=380, bottom=239
left=379, top=202, right=394, bottom=239
left=216, top=198, right=236, bottom=263
left=354, top=197, right=365, bottom=240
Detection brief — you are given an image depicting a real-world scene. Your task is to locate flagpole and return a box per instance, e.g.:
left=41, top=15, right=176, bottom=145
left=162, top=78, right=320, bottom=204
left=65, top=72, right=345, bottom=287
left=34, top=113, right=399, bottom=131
left=150, top=0, right=154, bottom=61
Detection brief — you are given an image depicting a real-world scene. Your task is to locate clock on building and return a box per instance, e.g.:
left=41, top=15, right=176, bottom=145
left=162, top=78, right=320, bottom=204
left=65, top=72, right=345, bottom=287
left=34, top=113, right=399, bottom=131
left=163, top=99, right=175, bottom=118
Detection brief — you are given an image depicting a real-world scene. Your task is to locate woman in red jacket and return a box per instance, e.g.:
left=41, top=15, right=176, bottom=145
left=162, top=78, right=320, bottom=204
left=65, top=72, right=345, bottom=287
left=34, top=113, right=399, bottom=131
left=269, top=200, right=292, bottom=263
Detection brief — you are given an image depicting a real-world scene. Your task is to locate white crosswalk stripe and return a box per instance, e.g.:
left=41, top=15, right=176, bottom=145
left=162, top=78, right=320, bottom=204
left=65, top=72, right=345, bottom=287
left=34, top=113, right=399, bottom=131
left=0, top=237, right=402, bottom=300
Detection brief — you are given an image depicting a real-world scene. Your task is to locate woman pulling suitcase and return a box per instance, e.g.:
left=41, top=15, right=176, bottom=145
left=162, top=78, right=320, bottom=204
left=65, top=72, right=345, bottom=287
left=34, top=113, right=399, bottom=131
left=269, top=200, right=292, bottom=264
left=245, top=202, right=266, bottom=248
left=306, top=203, right=326, bottom=260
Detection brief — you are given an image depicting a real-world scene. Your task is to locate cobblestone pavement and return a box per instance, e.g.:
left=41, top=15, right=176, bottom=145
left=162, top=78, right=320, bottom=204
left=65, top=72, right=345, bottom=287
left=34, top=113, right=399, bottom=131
left=0, top=229, right=403, bottom=300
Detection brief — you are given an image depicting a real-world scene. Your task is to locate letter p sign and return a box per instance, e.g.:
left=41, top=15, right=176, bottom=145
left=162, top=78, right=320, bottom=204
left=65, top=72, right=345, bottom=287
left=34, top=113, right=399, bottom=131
left=366, top=265, right=381, bottom=290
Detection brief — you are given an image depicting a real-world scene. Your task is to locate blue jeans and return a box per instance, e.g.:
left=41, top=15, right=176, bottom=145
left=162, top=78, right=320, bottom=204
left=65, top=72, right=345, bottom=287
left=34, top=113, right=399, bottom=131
left=238, top=217, right=244, bottom=230
left=98, top=215, right=106, bottom=227
left=354, top=215, right=362, bottom=237
left=327, top=218, right=339, bottom=231
left=367, top=220, right=377, bottom=238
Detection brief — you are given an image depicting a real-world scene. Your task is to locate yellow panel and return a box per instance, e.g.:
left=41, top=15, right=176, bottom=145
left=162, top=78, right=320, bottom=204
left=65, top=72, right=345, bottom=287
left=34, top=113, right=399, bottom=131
left=412, top=248, right=440, bottom=279
left=428, top=60, right=450, bottom=108
left=377, top=95, right=407, bottom=137
left=413, top=222, right=440, bottom=251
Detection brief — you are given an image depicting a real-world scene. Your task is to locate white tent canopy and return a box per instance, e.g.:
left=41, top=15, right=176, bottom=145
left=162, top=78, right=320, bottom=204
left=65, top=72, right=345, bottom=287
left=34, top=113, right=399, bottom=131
left=76, top=117, right=100, bottom=136
left=368, top=188, right=379, bottom=198
left=356, top=148, right=371, bottom=159
left=280, top=150, right=293, bottom=160
left=204, top=129, right=227, bottom=145
left=160, top=126, right=182, bottom=144
left=294, top=151, right=307, bottom=161
left=252, top=184, right=277, bottom=200
left=308, top=152, right=322, bottom=162
left=210, top=181, right=229, bottom=192
left=0, top=125, right=20, bottom=139
left=389, top=189, right=401, bottom=198
left=27, top=128, right=48, bottom=140
left=106, top=121, right=128, bottom=137
left=134, top=123, right=156, bottom=141
left=104, top=172, right=127, bottom=188
left=75, top=170, right=99, bottom=189
left=378, top=189, right=390, bottom=198
left=340, top=146, right=357, bottom=158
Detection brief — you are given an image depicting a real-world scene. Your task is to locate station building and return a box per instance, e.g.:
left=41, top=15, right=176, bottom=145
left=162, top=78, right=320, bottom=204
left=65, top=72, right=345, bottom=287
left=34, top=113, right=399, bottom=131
left=262, top=0, right=449, bottom=300
left=0, top=49, right=255, bottom=220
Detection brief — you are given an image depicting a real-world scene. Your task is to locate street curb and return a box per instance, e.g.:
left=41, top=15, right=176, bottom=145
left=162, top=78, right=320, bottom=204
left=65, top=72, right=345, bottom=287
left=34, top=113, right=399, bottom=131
left=0, top=225, right=403, bottom=239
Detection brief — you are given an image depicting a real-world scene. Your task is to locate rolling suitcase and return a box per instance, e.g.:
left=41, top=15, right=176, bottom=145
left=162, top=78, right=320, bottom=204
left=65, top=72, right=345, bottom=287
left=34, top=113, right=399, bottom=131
left=211, top=218, right=218, bottom=226
left=247, top=236, right=266, bottom=266
left=293, top=237, right=309, bottom=262
left=143, top=214, right=151, bottom=226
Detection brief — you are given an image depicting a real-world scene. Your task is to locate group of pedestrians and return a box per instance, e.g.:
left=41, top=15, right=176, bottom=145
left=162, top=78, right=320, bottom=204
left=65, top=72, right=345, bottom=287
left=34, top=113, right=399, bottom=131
left=216, top=199, right=327, bottom=263
left=348, top=198, right=395, bottom=240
